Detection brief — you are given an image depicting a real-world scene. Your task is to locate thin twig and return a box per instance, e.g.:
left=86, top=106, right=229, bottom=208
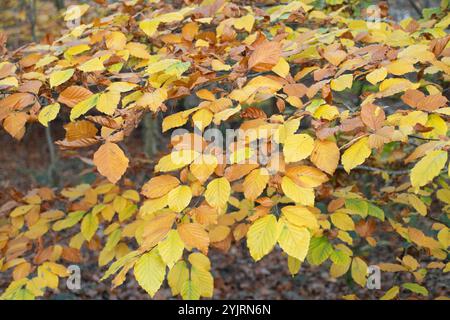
left=409, top=135, right=441, bottom=141
left=337, top=165, right=409, bottom=175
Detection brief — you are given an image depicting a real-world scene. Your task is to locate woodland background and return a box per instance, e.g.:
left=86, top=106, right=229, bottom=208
left=0, top=0, right=447, bottom=299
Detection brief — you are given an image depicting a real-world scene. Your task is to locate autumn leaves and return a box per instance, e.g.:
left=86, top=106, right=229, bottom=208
left=0, top=0, right=449, bottom=301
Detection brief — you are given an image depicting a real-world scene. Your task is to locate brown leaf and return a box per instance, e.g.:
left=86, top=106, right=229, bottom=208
left=86, top=115, right=121, bottom=129
left=64, top=120, right=98, bottom=141
left=416, top=94, right=447, bottom=111
left=58, top=86, right=93, bottom=108
left=360, top=103, right=385, bottom=131
left=401, top=89, right=425, bottom=108
left=241, top=107, right=267, bottom=119
left=0, top=93, right=35, bottom=121
left=55, top=137, right=100, bottom=150
left=248, top=41, right=282, bottom=72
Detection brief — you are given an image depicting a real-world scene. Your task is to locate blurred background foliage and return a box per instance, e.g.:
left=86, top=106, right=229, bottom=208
left=0, top=0, right=443, bottom=49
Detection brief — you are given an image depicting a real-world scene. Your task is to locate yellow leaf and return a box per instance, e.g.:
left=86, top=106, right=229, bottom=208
left=243, top=168, right=269, bottom=201
left=162, top=110, right=193, bottom=132
left=64, top=4, right=89, bottom=21
left=70, top=94, right=99, bottom=121
left=341, top=137, right=371, bottom=173
left=78, top=57, right=104, bottom=72
left=192, top=108, right=213, bottom=131
left=247, top=214, right=278, bottom=261
left=188, top=252, right=211, bottom=271
left=233, top=14, right=255, bottom=32
left=204, top=177, right=231, bottom=208
left=288, top=255, right=302, bottom=276
left=168, top=261, right=189, bottom=295
left=422, top=114, right=447, bottom=139
left=272, top=58, right=290, bottom=78
left=366, top=67, right=387, bottom=85
left=283, top=133, right=314, bottom=163
left=190, top=154, right=217, bottom=183
left=380, top=286, right=400, bottom=300
left=167, top=185, right=192, bottom=212
left=134, top=250, right=166, bottom=297
left=351, top=257, right=368, bottom=287
left=313, top=104, right=339, bottom=120
left=156, top=12, right=184, bottom=23
left=181, top=280, right=200, bottom=300
left=139, top=20, right=160, bottom=37
left=191, top=265, right=213, bottom=298
left=137, top=88, right=168, bottom=112
left=93, top=143, right=129, bottom=184
left=80, top=212, right=99, bottom=241
left=277, top=218, right=311, bottom=261
left=281, top=205, right=319, bottom=231
left=211, top=59, right=231, bottom=71
left=285, top=165, right=328, bottom=188
left=155, top=150, right=199, bottom=172
left=411, top=150, right=447, bottom=188
left=49, top=69, right=74, bottom=88
left=38, top=103, right=60, bottom=127
left=330, top=74, right=353, bottom=91
left=108, top=82, right=137, bottom=93
left=386, top=59, right=415, bottom=76
left=140, top=196, right=168, bottom=217
left=97, top=91, right=120, bottom=115
left=0, top=76, right=18, bottom=88
left=331, top=212, right=355, bottom=231
left=126, top=42, right=151, bottom=60
left=157, top=230, right=184, bottom=268
left=311, top=140, right=340, bottom=174
left=106, top=31, right=127, bottom=50
left=10, top=204, right=35, bottom=217
left=281, top=176, right=314, bottom=206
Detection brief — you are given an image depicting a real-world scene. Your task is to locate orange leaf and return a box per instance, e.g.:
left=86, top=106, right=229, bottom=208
left=93, top=142, right=129, bottom=183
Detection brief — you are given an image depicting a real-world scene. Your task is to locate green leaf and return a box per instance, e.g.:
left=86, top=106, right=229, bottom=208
left=402, top=282, right=429, bottom=296
left=52, top=211, right=85, bottom=231
left=307, top=236, right=333, bottom=266
left=181, top=279, right=200, bottom=300
left=100, top=250, right=140, bottom=281
left=104, top=229, right=122, bottom=252
left=167, top=261, right=189, bottom=296
left=70, top=93, right=99, bottom=121
left=345, top=198, right=369, bottom=218
left=81, top=212, right=99, bottom=241
left=368, top=203, right=385, bottom=221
